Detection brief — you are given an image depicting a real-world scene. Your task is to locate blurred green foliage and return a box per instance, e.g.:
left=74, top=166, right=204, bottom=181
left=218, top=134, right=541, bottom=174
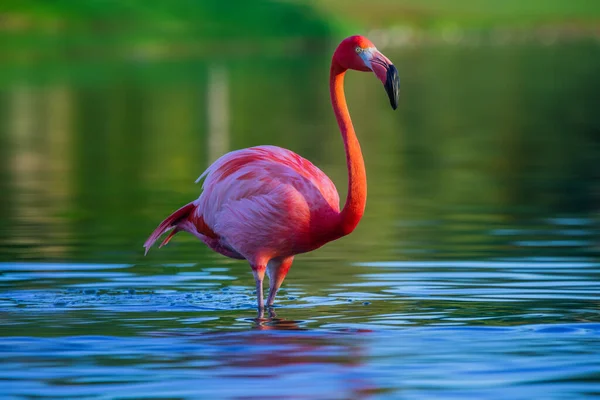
left=3, top=0, right=599, bottom=34
left=0, top=0, right=339, bottom=87
left=313, top=0, right=600, bottom=29
left=1, top=0, right=335, bottom=38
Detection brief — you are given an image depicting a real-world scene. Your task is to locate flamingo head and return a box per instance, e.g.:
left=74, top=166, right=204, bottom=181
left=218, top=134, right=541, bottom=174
left=333, top=35, right=400, bottom=110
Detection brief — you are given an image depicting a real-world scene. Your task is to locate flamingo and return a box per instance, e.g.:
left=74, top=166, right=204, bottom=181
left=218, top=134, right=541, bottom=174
left=144, top=35, right=399, bottom=310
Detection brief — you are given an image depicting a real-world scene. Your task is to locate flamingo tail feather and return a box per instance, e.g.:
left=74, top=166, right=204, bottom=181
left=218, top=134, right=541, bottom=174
left=143, top=202, right=196, bottom=255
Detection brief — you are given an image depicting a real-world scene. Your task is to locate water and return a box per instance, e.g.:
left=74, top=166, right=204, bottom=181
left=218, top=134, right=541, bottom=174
left=2, top=257, right=600, bottom=398
left=1, top=37, right=600, bottom=398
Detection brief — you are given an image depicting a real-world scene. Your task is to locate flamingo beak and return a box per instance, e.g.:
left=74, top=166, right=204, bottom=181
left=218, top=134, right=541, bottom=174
left=364, top=49, right=399, bottom=110
left=383, top=64, right=400, bottom=110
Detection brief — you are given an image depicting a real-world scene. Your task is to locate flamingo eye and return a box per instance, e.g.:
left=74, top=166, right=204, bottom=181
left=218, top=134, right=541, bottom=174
left=355, top=46, right=362, bottom=53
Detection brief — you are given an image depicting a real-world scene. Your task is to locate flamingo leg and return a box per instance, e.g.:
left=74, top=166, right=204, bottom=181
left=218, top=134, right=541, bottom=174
left=252, top=266, right=266, bottom=310
left=266, top=256, right=294, bottom=307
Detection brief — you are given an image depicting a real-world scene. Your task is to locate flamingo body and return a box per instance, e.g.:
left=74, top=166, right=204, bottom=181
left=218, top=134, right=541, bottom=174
left=145, top=35, right=399, bottom=310
left=196, top=145, right=341, bottom=260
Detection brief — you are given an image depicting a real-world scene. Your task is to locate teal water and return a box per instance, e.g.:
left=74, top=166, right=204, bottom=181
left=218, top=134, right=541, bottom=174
left=1, top=38, right=599, bottom=398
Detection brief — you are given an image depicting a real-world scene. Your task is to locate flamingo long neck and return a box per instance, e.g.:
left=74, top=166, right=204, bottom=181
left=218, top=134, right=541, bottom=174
left=330, top=63, right=367, bottom=236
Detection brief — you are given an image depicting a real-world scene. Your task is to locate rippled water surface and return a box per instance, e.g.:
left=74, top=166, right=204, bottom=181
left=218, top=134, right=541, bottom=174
left=2, top=255, right=600, bottom=398
left=1, top=37, right=600, bottom=398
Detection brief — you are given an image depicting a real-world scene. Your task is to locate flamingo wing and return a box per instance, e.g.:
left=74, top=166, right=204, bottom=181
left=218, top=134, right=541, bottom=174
left=194, top=145, right=340, bottom=262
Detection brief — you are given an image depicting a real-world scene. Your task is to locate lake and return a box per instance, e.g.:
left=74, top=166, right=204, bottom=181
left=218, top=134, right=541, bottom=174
left=1, top=37, right=599, bottom=398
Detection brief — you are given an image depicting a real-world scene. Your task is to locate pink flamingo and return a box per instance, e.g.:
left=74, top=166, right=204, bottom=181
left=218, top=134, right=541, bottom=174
left=144, top=35, right=399, bottom=310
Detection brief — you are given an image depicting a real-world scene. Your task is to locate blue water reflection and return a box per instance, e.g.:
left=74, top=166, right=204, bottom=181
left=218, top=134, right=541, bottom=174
left=1, top=254, right=599, bottom=398
left=1, top=326, right=599, bottom=399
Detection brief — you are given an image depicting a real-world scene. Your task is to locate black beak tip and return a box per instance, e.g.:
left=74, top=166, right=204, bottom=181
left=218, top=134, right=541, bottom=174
left=385, top=64, right=400, bottom=110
